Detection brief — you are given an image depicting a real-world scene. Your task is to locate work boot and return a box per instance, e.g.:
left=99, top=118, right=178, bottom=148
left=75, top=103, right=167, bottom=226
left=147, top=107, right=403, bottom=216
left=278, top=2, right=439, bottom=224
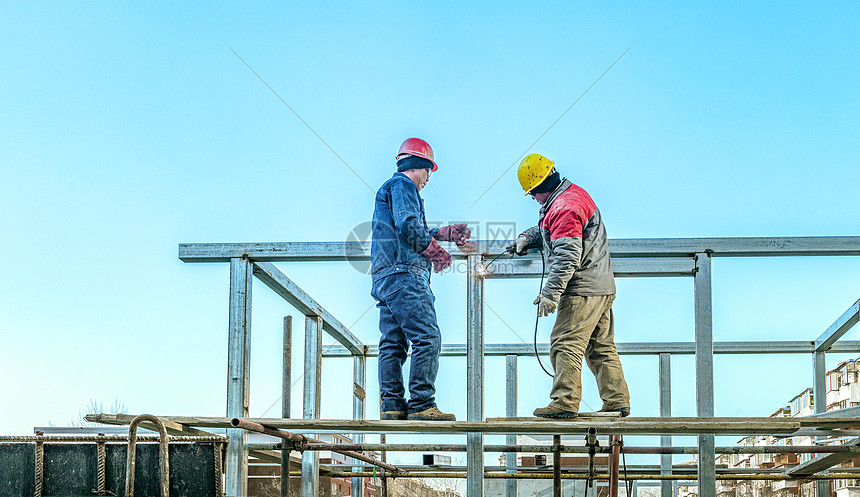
left=598, top=407, right=630, bottom=417
left=407, top=407, right=456, bottom=421
left=533, top=406, right=578, bottom=419
left=380, top=410, right=406, bottom=420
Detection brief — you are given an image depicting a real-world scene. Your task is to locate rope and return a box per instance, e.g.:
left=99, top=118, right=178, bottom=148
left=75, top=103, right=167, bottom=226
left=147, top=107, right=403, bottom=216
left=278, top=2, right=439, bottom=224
left=97, top=434, right=107, bottom=495
left=214, top=442, right=223, bottom=496
left=34, top=431, right=44, bottom=497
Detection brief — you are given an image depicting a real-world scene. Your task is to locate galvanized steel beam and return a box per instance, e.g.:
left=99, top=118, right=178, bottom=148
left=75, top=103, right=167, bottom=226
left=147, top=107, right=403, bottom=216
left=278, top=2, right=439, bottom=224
left=659, top=353, right=673, bottom=497
left=225, top=257, right=252, bottom=497
left=815, top=299, right=860, bottom=352
left=302, top=316, right=322, bottom=497
left=253, top=262, right=364, bottom=355
left=351, top=355, right=366, bottom=497
left=466, top=255, right=485, bottom=497
left=506, top=354, right=518, bottom=497
left=813, top=348, right=830, bottom=497
left=788, top=438, right=860, bottom=476
left=322, top=340, right=860, bottom=358
left=483, top=257, right=696, bottom=278
left=282, top=316, right=292, bottom=497
left=179, top=237, right=860, bottom=263
left=694, top=253, right=715, bottom=497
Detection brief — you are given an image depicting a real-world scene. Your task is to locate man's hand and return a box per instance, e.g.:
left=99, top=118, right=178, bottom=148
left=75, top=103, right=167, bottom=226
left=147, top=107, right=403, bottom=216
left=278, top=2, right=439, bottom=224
left=507, top=235, right=530, bottom=257
left=437, top=223, right=471, bottom=246
left=533, top=294, right=558, bottom=317
left=422, top=238, right=453, bottom=273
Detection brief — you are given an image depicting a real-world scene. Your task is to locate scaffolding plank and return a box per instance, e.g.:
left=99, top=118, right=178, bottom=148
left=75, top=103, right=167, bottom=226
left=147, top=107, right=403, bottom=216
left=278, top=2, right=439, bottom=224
left=85, top=413, right=215, bottom=436
left=86, top=414, right=277, bottom=464
left=111, top=415, right=819, bottom=435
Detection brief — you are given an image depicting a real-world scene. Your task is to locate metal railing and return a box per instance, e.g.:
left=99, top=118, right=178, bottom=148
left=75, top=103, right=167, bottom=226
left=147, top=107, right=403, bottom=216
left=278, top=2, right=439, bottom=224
left=178, top=236, right=860, bottom=497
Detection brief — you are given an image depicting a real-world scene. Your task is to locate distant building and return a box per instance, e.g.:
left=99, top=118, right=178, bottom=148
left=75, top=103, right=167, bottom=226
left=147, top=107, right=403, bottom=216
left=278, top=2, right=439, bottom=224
left=715, top=358, right=860, bottom=497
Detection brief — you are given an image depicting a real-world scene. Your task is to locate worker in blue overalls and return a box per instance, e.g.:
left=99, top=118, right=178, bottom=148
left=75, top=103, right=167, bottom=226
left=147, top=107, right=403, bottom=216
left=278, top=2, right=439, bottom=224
left=370, top=137, right=470, bottom=421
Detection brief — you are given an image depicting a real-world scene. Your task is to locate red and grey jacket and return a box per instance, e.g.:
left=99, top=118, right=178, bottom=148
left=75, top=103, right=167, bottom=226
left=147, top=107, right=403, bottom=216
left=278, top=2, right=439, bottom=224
left=520, top=179, right=615, bottom=300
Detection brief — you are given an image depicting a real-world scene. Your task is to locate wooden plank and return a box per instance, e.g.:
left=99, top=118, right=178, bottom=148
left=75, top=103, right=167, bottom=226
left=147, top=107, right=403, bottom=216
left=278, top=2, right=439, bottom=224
left=490, top=413, right=621, bottom=421
left=107, top=415, right=807, bottom=436
left=85, top=413, right=217, bottom=437
left=92, top=413, right=860, bottom=436
left=86, top=414, right=279, bottom=467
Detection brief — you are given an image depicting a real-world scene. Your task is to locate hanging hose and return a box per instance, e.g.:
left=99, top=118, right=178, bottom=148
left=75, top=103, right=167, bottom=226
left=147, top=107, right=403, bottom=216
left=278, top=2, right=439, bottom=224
left=482, top=243, right=554, bottom=378
left=622, top=444, right=633, bottom=497
left=534, top=242, right=554, bottom=378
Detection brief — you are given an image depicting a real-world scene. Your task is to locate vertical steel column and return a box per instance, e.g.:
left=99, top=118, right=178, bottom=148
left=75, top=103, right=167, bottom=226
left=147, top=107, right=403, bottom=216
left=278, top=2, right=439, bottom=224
left=506, top=354, right=518, bottom=497
left=352, top=354, right=367, bottom=497
left=302, top=315, right=323, bottom=497
left=466, top=255, right=485, bottom=497
left=813, top=351, right=830, bottom=497
left=226, top=257, right=253, bottom=497
left=659, top=353, right=674, bottom=497
left=553, top=435, right=562, bottom=497
left=282, top=316, right=292, bottom=497
left=694, top=252, right=715, bottom=497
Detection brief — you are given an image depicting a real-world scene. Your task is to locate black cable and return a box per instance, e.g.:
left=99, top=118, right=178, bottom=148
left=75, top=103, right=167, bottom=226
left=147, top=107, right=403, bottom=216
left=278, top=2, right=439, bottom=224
left=482, top=244, right=553, bottom=378
left=535, top=243, right=555, bottom=378
left=622, top=437, right=632, bottom=497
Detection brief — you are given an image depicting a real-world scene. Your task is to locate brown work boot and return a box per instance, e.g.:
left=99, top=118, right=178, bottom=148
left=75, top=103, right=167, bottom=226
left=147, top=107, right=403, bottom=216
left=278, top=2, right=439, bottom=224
left=407, top=407, right=456, bottom=421
left=380, top=410, right=406, bottom=420
left=533, top=405, right=578, bottom=419
left=598, top=407, right=630, bottom=417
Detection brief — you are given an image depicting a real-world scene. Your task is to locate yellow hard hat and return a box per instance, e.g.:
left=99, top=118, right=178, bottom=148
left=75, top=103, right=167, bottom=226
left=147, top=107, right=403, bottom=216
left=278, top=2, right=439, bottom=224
left=517, top=154, right=555, bottom=194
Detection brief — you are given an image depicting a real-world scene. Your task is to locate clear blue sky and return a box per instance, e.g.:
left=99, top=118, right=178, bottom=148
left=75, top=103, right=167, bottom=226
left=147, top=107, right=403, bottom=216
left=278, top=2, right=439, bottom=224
left=2, top=2, right=859, bottom=466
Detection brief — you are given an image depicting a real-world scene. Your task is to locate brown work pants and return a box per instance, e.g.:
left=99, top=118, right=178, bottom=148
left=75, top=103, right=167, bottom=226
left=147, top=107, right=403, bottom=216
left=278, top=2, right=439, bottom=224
left=547, top=294, right=629, bottom=413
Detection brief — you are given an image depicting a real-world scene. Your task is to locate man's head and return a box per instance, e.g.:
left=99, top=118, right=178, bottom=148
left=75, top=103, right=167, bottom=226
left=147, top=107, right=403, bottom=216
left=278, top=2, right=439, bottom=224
left=396, top=137, right=436, bottom=190
left=398, top=156, right=433, bottom=190
left=517, top=153, right=561, bottom=204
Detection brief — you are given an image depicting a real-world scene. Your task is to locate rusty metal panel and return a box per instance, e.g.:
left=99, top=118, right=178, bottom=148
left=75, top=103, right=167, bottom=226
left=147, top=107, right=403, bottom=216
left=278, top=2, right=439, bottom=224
left=0, top=442, right=218, bottom=496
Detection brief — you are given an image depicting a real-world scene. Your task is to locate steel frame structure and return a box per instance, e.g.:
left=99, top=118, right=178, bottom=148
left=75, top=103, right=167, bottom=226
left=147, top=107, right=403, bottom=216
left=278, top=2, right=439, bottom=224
left=178, top=237, right=860, bottom=497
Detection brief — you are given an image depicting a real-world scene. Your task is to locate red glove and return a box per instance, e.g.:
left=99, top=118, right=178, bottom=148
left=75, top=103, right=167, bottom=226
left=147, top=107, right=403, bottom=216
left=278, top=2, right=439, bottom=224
left=437, top=223, right=471, bottom=246
left=422, top=238, right=453, bottom=273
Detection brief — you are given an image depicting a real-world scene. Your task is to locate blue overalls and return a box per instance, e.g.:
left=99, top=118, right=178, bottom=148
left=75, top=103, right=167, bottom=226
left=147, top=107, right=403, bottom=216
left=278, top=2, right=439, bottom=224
left=370, top=172, right=442, bottom=414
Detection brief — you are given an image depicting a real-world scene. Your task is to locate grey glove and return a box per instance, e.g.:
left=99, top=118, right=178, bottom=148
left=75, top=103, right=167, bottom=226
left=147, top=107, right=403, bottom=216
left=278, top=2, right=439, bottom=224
left=508, top=235, right=530, bottom=257
left=533, top=294, right=558, bottom=317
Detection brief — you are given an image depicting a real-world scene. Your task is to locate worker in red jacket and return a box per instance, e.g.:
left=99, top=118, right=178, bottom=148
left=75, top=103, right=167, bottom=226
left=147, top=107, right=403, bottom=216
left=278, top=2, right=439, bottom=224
left=511, top=153, right=630, bottom=419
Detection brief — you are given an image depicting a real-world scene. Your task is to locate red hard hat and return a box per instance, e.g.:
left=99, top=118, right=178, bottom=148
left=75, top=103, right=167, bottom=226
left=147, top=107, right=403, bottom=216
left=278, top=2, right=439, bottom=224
left=396, top=137, right=437, bottom=171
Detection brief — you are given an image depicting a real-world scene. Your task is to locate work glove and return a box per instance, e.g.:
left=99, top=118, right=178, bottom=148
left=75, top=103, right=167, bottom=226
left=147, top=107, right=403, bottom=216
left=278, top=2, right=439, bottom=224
left=437, top=223, right=471, bottom=247
left=533, top=294, right=558, bottom=317
left=507, top=235, right=530, bottom=257
left=422, top=238, right=453, bottom=273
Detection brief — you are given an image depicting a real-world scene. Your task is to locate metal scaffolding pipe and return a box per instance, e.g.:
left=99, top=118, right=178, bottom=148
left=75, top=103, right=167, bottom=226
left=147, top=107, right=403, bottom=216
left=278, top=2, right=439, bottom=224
left=230, top=418, right=401, bottom=473
left=247, top=442, right=860, bottom=455
left=283, top=471, right=860, bottom=481
left=610, top=436, right=621, bottom=497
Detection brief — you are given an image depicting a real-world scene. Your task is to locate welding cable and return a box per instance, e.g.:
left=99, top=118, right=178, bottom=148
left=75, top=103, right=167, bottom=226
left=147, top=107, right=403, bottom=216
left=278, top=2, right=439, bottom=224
left=622, top=438, right=632, bottom=497
left=481, top=244, right=554, bottom=378
left=534, top=242, right=555, bottom=378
